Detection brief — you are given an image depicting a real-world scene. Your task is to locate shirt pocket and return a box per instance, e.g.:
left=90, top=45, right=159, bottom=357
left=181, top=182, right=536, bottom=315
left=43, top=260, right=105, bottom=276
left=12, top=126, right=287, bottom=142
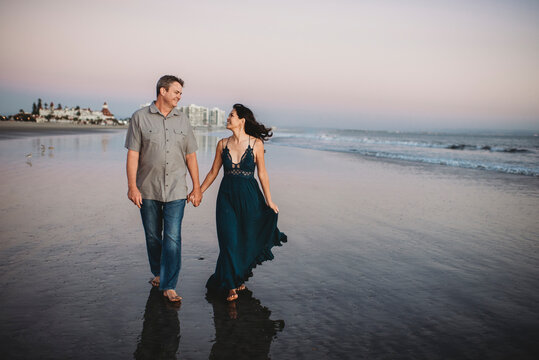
left=142, top=129, right=161, bottom=144
left=173, top=128, right=187, bottom=147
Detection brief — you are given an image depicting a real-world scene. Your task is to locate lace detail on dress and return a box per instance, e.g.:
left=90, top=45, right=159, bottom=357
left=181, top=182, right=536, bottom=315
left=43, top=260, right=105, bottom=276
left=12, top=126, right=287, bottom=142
left=222, top=138, right=256, bottom=178
left=224, top=168, right=254, bottom=177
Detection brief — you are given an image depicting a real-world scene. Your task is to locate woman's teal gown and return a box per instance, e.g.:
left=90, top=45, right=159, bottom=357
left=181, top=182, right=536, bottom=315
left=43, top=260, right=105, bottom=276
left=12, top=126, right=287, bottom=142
left=206, top=138, right=287, bottom=295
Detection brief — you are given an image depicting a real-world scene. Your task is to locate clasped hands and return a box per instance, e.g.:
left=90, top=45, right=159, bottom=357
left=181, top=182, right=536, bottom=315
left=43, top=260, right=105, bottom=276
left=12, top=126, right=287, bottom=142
left=128, top=186, right=202, bottom=208
left=187, top=187, right=202, bottom=207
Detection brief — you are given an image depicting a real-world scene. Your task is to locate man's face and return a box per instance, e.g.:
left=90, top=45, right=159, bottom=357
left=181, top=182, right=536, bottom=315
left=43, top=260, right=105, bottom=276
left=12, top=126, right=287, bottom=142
left=161, top=81, right=183, bottom=108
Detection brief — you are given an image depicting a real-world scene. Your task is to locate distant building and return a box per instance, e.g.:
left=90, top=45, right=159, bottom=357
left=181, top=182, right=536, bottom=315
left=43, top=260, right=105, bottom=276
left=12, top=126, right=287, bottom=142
left=209, top=107, right=226, bottom=127
left=101, top=102, right=113, bottom=117
left=179, top=104, right=208, bottom=126
left=179, top=104, right=225, bottom=128
left=135, top=103, right=225, bottom=128
left=37, top=102, right=116, bottom=125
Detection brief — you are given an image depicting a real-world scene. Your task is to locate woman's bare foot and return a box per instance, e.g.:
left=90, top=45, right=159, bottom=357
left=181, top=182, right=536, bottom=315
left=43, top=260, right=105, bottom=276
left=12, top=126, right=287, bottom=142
left=163, top=289, right=182, bottom=302
left=149, top=276, right=160, bottom=287
left=227, top=289, right=238, bottom=302
left=236, top=284, right=246, bottom=291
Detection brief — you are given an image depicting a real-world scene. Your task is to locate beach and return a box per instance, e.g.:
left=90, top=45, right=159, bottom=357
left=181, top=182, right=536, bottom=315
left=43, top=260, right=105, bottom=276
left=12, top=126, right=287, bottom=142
left=0, top=125, right=538, bottom=359
left=0, top=121, right=127, bottom=140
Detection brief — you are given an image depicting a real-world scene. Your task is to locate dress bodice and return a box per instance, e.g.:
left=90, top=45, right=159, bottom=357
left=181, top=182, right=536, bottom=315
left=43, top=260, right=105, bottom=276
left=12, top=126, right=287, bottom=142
left=222, top=141, right=255, bottom=179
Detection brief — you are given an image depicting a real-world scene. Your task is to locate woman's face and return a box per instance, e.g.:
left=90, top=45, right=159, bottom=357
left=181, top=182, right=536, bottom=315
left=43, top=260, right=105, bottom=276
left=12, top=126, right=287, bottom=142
left=226, top=109, right=244, bottom=130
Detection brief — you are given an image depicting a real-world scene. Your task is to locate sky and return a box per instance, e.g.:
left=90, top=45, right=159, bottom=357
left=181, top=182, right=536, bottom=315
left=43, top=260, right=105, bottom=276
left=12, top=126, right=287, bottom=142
left=1, top=0, right=538, bottom=131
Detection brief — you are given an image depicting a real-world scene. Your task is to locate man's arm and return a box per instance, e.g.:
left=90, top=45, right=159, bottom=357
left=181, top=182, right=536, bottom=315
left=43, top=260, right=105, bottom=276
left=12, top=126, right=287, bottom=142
left=127, top=149, right=142, bottom=208
left=186, top=152, right=202, bottom=207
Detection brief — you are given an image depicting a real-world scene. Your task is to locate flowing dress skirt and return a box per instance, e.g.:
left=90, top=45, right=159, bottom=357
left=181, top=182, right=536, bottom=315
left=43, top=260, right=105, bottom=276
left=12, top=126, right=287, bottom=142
left=206, top=174, right=287, bottom=294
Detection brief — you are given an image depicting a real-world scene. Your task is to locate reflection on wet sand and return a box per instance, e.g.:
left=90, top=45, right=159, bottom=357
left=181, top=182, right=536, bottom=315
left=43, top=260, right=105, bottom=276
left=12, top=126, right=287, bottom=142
left=134, top=287, right=181, bottom=360
left=101, top=136, right=109, bottom=152
left=194, top=131, right=221, bottom=155
left=23, top=139, right=56, bottom=164
left=207, top=289, right=284, bottom=360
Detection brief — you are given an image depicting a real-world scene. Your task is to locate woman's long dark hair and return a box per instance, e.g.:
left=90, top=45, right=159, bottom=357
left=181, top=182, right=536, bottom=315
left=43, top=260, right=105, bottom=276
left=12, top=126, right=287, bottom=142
left=233, top=103, right=273, bottom=141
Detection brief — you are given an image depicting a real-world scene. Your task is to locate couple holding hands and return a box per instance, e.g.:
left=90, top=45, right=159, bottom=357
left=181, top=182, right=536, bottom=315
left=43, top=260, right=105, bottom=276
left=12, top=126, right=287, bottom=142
left=125, top=75, right=286, bottom=303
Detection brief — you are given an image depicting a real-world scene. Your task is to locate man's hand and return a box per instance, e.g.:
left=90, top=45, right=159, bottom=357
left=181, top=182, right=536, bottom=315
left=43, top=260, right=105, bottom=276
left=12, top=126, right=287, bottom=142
left=128, top=186, right=142, bottom=208
left=126, top=150, right=141, bottom=208
left=188, top=187, right=202, bottom=207
left=185, top=152, right=202, bottom=207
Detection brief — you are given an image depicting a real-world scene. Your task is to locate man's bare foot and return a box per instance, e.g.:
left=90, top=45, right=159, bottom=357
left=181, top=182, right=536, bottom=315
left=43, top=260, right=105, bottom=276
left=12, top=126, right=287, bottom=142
left=227, top=289, right=238, bottom=302
left=149, top=276, right=160, bottom=287
left=163, top=289, right=182, bottom=302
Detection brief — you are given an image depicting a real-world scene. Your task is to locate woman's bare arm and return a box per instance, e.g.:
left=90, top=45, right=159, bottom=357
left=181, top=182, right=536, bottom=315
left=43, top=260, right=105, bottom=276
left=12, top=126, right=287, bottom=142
left=200, top=139, right=224, bottom=193
left=255, top=140, right=279, bottom=213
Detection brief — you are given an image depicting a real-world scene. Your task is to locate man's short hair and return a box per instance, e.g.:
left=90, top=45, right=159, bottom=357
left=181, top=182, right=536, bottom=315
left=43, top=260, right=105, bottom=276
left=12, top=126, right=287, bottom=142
left=156, top=75, right=184, bottom=98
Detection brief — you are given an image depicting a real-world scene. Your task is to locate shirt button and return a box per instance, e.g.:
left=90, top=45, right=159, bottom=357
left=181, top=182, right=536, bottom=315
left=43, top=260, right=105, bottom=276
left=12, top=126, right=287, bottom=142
left=167, top=151, right=169, bottom=153
left=166, top=174, right=168, bottom=176
left=167, top=139, right=169, bottom=142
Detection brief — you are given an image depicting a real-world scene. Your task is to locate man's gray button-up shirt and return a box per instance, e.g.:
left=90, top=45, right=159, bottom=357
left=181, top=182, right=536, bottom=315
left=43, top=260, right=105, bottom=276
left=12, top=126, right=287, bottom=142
left=125, top=102, right=198, bottom=202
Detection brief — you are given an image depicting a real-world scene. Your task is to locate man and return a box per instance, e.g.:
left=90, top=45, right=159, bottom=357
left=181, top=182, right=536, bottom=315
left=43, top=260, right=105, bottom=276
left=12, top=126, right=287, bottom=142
left=125, top=75, right=202, bottom=302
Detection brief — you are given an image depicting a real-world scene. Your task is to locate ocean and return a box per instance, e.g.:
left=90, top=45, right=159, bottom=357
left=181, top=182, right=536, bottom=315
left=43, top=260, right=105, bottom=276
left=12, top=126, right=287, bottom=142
left=267, top=128, right=539, bottom=177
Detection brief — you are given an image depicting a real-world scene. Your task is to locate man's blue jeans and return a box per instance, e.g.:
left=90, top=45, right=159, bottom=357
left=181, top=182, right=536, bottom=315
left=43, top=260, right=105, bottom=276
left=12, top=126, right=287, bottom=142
left=140, top=198, right=186, bottom=291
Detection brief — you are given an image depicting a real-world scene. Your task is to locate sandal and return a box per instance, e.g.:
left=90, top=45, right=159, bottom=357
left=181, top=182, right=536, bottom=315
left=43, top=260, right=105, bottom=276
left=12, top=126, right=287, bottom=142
left=226, top=289, right=238, bottom=302
left=163, top=290, right=182, bottom=302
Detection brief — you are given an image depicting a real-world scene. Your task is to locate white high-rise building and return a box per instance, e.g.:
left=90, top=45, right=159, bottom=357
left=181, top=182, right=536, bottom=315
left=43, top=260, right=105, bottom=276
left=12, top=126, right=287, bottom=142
left=179, top=104, right=225, bottom=128
left=209, top=107, right=226, bottom=127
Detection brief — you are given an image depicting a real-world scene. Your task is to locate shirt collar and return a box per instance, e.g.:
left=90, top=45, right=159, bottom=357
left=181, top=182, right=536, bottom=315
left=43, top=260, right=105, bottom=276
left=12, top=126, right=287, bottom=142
left=149, top=101, right=181, bottom=117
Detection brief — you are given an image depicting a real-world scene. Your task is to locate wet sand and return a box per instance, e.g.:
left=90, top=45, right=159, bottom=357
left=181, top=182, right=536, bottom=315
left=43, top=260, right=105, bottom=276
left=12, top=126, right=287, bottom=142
left=0, top=121, right=126, bottom=140
left=0, top=128, right=538, bottom=359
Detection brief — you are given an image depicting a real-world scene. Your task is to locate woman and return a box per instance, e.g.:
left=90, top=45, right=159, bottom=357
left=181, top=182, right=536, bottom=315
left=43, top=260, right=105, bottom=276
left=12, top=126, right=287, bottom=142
left=196, top=103, right=287, bottom=301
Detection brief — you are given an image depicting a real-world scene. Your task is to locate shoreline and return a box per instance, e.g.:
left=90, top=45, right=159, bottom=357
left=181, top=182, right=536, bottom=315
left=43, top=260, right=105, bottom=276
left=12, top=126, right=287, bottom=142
left=0, top=121, right=127, bottom=139
left=0, top=121, right=221, bottom=136
left=0, top=120, right=128, bottom=130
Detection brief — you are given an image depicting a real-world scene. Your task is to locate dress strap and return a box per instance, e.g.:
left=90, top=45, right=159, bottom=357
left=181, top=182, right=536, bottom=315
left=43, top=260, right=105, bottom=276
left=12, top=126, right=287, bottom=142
left=224, top=137, right=230, bottom=149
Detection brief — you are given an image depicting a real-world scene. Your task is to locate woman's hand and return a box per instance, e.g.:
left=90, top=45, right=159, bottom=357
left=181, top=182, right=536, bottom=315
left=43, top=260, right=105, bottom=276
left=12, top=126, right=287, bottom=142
left=188, top=187, right=202, bottom=207
left=267, top=201, right=279, bottom=214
